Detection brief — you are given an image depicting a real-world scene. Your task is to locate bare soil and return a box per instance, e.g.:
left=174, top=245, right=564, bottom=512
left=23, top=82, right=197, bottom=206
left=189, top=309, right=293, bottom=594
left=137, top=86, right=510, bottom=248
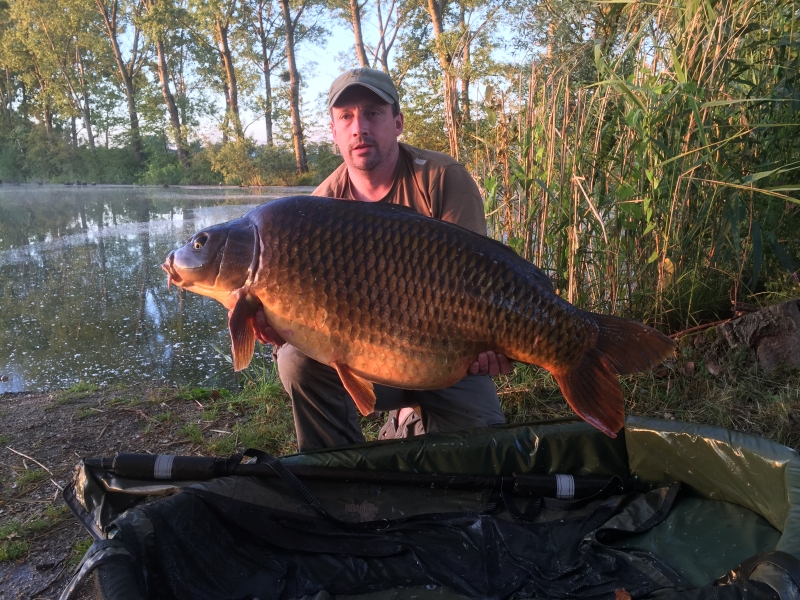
left=0, top=384, right=233, bottom=599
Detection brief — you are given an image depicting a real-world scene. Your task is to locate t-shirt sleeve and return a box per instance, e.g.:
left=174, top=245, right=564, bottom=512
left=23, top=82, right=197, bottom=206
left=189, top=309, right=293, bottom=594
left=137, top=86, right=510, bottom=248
left=312, top=181, right=333, bottom=197
left=312, top=164, right=348, bottom=198
left=435, top=163, right=487, bottom=236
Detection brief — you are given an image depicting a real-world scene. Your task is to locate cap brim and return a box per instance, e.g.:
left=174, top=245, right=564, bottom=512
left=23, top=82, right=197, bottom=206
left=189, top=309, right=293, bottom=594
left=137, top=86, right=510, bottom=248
left=329, top=83, right=396, bottom=109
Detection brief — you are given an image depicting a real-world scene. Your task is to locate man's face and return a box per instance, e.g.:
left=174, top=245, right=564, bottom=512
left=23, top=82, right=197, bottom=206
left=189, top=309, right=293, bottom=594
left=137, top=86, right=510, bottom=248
left=330, top=87, right=403, bottom=173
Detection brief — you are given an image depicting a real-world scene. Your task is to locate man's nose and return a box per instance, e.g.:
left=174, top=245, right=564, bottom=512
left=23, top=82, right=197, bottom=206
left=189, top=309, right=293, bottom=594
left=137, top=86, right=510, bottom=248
left=351, top=112, right=369, bottom=135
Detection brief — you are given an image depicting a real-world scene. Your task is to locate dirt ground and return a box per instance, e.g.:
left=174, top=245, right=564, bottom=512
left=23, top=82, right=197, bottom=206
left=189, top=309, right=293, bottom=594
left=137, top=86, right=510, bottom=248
left=0, top=384, right=231, bottom=599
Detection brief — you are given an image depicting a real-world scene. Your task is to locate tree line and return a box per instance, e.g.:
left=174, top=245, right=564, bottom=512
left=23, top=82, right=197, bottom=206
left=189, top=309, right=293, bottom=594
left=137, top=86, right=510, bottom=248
left=0, top=0, right=512, bottom=185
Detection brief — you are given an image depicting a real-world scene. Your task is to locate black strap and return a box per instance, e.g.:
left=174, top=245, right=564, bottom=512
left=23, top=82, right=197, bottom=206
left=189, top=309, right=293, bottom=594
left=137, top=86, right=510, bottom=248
left=501, top=488, right=543, bottom=520
left=242, top=448, right=334, bottom=520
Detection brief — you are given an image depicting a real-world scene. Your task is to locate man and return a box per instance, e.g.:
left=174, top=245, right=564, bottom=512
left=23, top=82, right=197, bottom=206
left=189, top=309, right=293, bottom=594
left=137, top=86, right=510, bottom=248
left=255, top=68, right=511, bottom=451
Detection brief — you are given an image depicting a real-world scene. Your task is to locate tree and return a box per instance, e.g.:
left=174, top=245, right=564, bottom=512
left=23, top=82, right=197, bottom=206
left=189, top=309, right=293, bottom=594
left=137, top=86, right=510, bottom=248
left=278, top=0, right=313, bottom=172
left=94, top=0, right=149, bottom=163
left=142, top=0, right=189, bottom=164
left=242, top=0, right=285, bottom=145
left=420, top=0, right=500, bottom=159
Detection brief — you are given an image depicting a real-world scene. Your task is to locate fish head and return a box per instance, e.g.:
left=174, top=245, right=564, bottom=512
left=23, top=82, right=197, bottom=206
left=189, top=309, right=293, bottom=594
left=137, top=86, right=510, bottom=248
left=162, top=216, right=259, bottom=308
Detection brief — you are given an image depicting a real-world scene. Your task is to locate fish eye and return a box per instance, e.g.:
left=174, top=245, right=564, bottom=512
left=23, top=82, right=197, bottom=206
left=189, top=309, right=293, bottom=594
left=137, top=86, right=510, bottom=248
left=193, top=233, right=209, bottom=250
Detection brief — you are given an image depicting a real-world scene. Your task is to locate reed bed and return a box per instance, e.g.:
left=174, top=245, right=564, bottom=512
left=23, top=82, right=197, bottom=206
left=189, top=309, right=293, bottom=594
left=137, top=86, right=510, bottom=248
left=472, top=0, right=800, bottom=331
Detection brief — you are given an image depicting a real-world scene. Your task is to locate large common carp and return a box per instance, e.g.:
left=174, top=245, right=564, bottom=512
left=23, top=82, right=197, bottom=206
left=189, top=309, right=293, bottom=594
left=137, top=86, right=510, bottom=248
left=162, top=196, right=676, bottom=437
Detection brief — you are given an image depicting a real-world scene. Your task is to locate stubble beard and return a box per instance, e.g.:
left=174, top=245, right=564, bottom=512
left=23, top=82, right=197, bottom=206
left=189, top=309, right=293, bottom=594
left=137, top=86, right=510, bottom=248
left=346, top=137, right=384, bottom=172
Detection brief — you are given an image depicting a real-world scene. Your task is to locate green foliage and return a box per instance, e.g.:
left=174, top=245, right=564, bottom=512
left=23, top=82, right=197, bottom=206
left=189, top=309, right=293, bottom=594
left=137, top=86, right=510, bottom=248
left=473, top=0, right=800, bottom=328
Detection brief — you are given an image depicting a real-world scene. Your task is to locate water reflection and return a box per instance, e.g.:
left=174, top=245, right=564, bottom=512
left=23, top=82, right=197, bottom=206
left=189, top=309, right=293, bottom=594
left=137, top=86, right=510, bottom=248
left=0, top=185, right=312, bottom=392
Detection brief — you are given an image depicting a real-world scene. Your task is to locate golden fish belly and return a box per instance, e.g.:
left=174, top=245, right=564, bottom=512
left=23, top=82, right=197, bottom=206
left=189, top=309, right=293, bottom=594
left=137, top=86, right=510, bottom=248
left=262, top=301, right=476, bottom=389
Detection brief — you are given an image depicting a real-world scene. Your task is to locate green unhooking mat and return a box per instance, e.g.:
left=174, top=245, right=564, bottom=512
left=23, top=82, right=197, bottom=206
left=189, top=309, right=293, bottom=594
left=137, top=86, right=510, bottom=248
left=60, top=417, right=800, bottom=599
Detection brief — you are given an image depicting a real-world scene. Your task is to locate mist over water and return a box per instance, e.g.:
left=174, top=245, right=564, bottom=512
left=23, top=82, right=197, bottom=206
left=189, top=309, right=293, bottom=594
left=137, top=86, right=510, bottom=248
left=0, top=184, right=312, bottom=393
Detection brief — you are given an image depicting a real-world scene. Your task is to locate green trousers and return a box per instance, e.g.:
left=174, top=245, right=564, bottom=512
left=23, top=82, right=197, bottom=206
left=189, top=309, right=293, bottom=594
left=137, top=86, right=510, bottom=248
left=276, top=344, right=506, bottom=452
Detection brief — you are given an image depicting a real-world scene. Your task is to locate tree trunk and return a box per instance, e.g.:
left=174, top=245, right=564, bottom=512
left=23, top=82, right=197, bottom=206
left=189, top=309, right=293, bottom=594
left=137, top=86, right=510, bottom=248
left=350, top=0, right=369, bottom=67
left=425, top=0, right=459, bottom=159
left=71, top=116, right=77, bottom=147
left=75, top=49, right=96, bottom=151
left=95, top=0, right=143, bottom=163
left=459, top=4, right=470, bottom=125
left=262, top=52, right=274, bottom=146
left=215, top=14, right=243, bottom=140
left=279, top=0, right=308, bottom=172
left=82, top=91, right=96, bottom=150
left=44, top=104, right=53, bottom=134
left=253, top=1, right=280, bottom=146
left=155, top=39, right=188, bottom=165
left=222, top=83, right=231, bottom=144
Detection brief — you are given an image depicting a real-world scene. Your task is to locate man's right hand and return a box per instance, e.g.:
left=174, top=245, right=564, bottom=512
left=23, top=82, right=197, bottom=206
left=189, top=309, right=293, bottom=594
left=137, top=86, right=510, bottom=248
left=253, top=311, right=286, bottom=347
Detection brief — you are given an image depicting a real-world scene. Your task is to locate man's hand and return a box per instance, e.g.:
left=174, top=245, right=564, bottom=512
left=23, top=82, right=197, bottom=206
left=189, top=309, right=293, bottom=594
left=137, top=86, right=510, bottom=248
left=469, top=351, right=513, bottom=377
left=253, top=310, right=286, bottom=347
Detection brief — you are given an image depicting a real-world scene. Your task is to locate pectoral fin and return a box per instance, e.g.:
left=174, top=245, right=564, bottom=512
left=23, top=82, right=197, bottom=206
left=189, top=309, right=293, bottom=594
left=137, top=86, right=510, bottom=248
left=333, top=362, right=376, bottom=416
left=228, top=295, right=259, bottom=371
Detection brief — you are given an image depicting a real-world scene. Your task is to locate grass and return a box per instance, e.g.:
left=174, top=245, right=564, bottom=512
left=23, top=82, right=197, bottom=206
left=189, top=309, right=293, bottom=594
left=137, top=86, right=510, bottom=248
left=48, top=381, right=100, bottom=408
left=197, top=356, right=296, bottom=455
left=179, top=422, right=204, bottom=444
left=0, top=506, right=70, bottom=563
left=498, top=356, right=800, bottom=449
left=15, top=467, right=48, bottom=489
left=68, top=538, right=94, bottom=568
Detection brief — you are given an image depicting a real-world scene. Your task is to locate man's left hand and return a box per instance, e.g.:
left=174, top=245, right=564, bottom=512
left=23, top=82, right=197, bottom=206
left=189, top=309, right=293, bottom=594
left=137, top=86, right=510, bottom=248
left=469, top=351, right=513, bottom=376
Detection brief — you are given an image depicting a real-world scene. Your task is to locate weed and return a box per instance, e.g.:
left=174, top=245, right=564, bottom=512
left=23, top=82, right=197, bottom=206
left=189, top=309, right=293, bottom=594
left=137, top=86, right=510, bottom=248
left=74, top=406, right=98, bottom=419
left=0, top=434, right=9, bottom=445
left=107, top=396, right=141, bottom=407
left=180, top=422, right=203, bottom=444
left=0, top=506, right=70, bottom=563
left=155, top=411, right=173, bottom=424
left=0, top=539, right=28, bottom=562
left=48, top=381, right=100, bottom=408
left=68, top=538, right=94, bottom=568
left=15, top=468, right=48, bottom=489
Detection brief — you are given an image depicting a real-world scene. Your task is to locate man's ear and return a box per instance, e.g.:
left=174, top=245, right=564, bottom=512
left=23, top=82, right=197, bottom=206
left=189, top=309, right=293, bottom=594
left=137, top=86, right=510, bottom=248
left=395, top=111, right=404, bottom=136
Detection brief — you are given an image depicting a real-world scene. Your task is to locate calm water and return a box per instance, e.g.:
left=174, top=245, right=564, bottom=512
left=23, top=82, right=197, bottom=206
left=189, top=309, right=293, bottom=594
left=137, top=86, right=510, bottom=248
left=0, top=184, right=313, bottom=393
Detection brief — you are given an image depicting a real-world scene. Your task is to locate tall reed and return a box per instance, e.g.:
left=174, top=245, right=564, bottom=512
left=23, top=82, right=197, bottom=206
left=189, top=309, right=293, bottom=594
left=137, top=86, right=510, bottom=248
left=474, top=0, right=800, bottom=330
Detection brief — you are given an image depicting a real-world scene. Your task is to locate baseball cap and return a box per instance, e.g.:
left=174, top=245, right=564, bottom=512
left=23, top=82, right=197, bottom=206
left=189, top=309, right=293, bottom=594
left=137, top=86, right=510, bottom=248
left=328, top=68, right=399, bottom=110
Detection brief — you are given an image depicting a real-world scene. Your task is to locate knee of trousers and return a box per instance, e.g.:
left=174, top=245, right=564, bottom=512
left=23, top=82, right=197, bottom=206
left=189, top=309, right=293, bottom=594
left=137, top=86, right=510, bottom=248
left=276, top=345, right=314, bottom=391
left=275, top=345, right=339, bottom=396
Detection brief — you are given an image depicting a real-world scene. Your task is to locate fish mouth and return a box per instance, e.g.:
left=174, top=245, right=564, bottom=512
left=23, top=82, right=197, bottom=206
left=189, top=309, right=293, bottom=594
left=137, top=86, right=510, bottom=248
left=161, top=254, right=182, bottom=289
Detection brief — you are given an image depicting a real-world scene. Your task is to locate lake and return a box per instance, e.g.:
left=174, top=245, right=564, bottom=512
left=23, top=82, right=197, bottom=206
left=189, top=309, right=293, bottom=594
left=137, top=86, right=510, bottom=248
left=0, top=184, right=313, bottom=393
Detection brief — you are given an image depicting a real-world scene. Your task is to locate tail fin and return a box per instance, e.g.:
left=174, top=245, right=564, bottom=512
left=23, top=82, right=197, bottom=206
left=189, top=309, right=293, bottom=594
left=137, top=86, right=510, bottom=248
left=591, top=314, right=677, bottom=375
left=553, top=315, right=676, bottom=438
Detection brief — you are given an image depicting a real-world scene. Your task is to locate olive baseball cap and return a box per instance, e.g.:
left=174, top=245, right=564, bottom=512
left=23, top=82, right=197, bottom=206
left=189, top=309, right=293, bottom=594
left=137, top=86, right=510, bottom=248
left=328, top=68, right=399, bottom=110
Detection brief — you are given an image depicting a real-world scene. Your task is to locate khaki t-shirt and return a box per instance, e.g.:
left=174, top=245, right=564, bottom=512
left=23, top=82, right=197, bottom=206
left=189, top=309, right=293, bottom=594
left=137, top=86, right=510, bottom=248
left=312, top=143, right=487, bottom=235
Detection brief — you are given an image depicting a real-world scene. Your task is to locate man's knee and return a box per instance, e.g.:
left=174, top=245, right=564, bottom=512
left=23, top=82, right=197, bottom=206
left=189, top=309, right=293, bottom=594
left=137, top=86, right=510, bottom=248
left=275, top=344, right=314, bottom=390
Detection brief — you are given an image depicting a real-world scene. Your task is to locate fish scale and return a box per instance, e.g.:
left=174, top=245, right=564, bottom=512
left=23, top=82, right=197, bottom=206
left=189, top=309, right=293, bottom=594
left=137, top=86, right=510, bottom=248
left=163, top=196, right=676, bottom=437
